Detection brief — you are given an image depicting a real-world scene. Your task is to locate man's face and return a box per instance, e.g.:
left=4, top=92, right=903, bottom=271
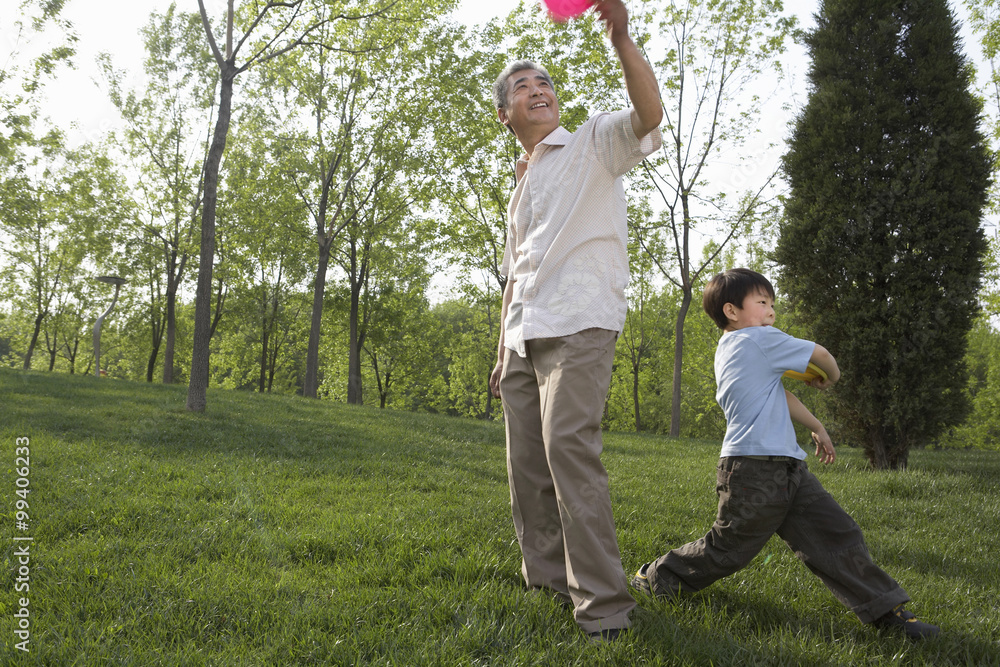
left=497, top=69, right=560, bottom=140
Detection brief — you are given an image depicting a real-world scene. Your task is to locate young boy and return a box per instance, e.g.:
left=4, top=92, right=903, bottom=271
left=632, top=268, right=939, bottom=639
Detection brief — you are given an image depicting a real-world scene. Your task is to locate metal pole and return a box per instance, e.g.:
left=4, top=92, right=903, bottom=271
left=93, top=277, right=127, bottom=378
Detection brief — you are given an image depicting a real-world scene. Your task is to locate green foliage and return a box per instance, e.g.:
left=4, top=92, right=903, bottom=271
left=413, top=295, right=503, bottom=420
left=0, top=0, right=76, bottom=148
left=2, top=368, right=999, bottom=664
left=938, top=316, right=1000, bottom=450
left=0, top=134, right=133, bottom=372
left=361, top=243, right=439, bottom=409
left=630, top=0, right=796, bottom=436
left=777, top=0, right=992, bottom=469
left=96, top=2, right=215, bottom=380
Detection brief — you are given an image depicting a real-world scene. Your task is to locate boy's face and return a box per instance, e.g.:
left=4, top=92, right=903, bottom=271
left=724, top=289, right=775, bottom=330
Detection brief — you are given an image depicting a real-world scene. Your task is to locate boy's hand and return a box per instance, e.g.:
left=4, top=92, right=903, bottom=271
left=809, top=375, right=836, bottom=391
left=811, top=427, right=836, bottom=464
left=808, top=344, right=841, bottom=389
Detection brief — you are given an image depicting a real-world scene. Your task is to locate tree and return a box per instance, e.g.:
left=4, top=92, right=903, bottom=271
left=362, top=250, right=435, bottom=409
left=99, top=4, right=216, bottom=384
left=280, top=35, right=376, bottom=400
left=630, top=0, right=795, bottom=437
left=0, top=136, right=132, bottom=371
left=1, top=0, right=76, bottom=160
left=217, top=113, right=312, bottom=393
left=426, top=22, right=519, bottom=299
left=42, top=273, right=97, bottom=373
left=338, top=137, right=430, bottom=405
left=777, top=0, right=991, bottom=469
left=188, top=0, right=362, bottom=411
left=967, top=0, right=1000, bottom=151
left=186, top=0, right=458, bottom=411
left=267, top=4, right=454, bottom=400
left=1, top=3, right=77, bottom=369
left=1, top=131, right=65, bottom=369
left=616, top=207, right=667, bottom=432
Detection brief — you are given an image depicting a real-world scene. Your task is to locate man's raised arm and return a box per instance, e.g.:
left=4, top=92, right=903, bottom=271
left=595, top=0, right=663, bottom=138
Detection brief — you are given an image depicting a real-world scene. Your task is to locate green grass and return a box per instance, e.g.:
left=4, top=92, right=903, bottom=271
left=1, top=367, right=998, bottom=665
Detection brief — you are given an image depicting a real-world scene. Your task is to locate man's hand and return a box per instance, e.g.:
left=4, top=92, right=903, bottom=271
left=594, top=0, right=630, bottom=46
left=593, top=0, right=663, bottom=139
left=490, top=359, right=503, bottom=399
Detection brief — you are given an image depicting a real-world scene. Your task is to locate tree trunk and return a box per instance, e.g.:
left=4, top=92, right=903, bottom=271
left=147, top=304, right=164, bottom=383
left=187, top=65, right=234, bottom=412
left=259, top=307, right=269, bottom=393
left=146, top=337, right=161, bottom=382
left=347, top=280, right=363, bottom=404
left=163, top=281, right=178, bottom=384
left=632, top=360, right=642, bottom=432
left=303, top=238, right=331, bottom=398
left=66, top=338, right=78, bottom=374
left=267, top=319, right=279, bottom=393
left=867, top=428, right=909, bottom=470
left=24, top=313, right=44, bottom=370
left=670, top=288, right=692, bottom=437
left=347, top=238, right=365, bottom=405
left=47, top=338, right=57, bottom=371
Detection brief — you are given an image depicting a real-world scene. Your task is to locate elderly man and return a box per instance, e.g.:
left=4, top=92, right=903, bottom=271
left=488, top=0, right=662, bottom=642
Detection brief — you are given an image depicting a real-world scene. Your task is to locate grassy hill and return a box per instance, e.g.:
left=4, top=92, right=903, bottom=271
left=1, top=368, right=998, bottom=665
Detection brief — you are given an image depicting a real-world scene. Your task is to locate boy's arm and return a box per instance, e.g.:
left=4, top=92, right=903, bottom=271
left=808, top=343, right=841, bottom=390
left=785, top=390, right=836, bottom=464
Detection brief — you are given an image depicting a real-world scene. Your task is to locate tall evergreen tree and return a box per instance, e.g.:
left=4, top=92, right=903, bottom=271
left=777, top=0, right=992, bottom=469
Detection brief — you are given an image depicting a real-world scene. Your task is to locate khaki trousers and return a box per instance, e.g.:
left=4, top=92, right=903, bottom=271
left=500, top=328, right=634, bottom=634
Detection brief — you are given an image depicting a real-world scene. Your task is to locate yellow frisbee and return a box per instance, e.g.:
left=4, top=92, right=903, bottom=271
left=783, top=362, right=829, bottom=383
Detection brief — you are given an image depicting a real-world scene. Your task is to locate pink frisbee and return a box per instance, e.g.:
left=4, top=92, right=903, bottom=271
left=540, top=0, right=595, bottom=22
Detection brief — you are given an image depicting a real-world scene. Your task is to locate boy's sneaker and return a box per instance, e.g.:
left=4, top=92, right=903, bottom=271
left=631, top=563, right=653, bottom=595
left=874, top=604, right=940, bottom=639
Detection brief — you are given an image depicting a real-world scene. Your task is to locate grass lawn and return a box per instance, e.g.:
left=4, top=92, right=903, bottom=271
left=1, top=367, right=998, bottom=665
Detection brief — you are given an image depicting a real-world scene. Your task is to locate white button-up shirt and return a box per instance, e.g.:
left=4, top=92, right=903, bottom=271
left=500, top=110, right=662, bottom=358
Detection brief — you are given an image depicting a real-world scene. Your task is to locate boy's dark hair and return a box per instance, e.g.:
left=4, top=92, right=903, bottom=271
left=702, top=268, right=776, bottom=330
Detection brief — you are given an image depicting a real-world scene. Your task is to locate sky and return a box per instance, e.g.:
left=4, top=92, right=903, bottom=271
left=2, top=0, right=993, bottom=251
left=5, top=0, right=993, bottom=170
left=0, top=0, right=820, bottom=304
left=1, top=0, right=527, bottom=146
left=0, top=0, right=825, bottom=151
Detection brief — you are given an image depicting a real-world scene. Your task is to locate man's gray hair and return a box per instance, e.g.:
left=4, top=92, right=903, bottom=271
left=492, top=60, right=555, bottom=110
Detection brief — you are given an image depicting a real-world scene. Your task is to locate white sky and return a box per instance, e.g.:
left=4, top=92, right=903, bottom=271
left=5, top=0, right=991, bottom=168
left=1, top=0, right=527, bottom=146
left=1, top=0, right=993, bottom=249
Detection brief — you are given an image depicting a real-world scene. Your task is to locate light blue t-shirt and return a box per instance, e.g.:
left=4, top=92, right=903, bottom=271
left=715, top=326, right=815, bottom=459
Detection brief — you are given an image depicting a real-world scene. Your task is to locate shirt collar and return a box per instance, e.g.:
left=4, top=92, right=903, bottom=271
left=520, top=125, right=571, bottom=163
left=538, top=125, right=571, bottom=147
